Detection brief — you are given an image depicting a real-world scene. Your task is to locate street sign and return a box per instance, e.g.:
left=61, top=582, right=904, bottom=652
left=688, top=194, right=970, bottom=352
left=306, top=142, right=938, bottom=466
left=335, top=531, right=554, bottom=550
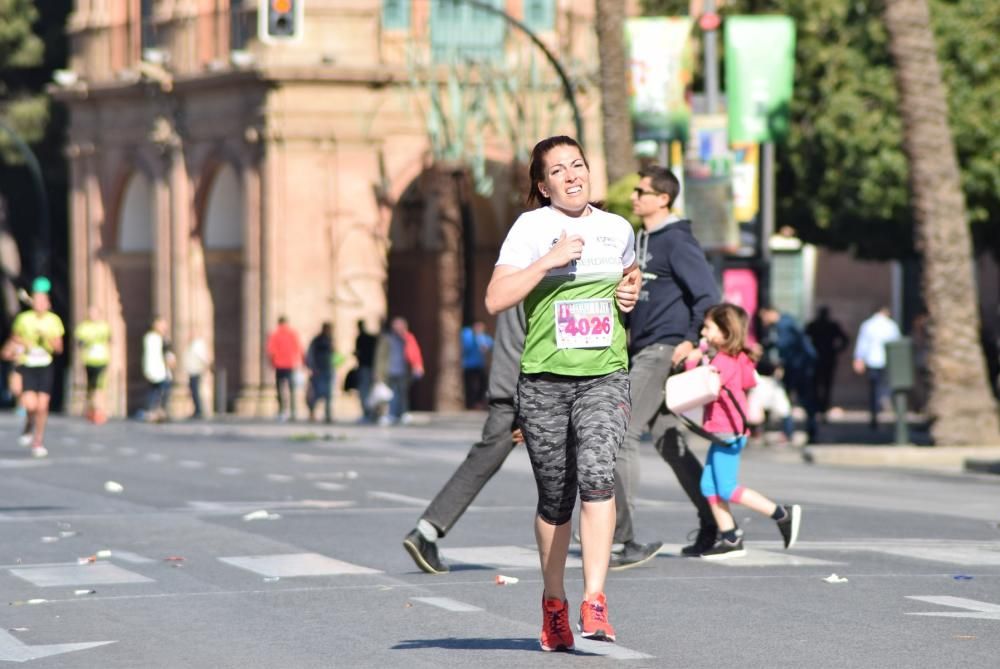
left=725, top=16, right=796, bottom=143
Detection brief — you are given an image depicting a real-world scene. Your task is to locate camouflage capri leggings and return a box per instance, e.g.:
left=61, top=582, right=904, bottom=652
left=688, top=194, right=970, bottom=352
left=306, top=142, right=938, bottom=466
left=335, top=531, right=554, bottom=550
left=515, top=369, right=631, bottom=525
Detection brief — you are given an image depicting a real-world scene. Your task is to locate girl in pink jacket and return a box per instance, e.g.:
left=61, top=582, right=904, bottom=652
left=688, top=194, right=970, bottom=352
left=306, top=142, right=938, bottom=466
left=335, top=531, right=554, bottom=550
left=685, top=303, right=802, bottom=560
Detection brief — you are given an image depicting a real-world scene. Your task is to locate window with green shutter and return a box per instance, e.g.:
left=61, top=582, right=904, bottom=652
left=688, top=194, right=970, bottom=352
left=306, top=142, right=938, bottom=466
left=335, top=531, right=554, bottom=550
left=383, top=0, right=410, bottom=30
left=430, top=0, right=506, bottom=63
left=522, top=0, right=555, bottom=33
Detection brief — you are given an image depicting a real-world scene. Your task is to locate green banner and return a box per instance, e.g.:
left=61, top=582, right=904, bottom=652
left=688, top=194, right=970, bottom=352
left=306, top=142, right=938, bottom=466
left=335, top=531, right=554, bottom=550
left=725, top=16, right=796, bottom=143
left=626, top=17, right=694, bottom=143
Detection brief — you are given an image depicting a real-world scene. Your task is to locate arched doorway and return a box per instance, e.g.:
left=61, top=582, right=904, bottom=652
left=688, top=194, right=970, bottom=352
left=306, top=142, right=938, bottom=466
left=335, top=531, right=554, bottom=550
left=113, top=170, right=155, bottom=414
left=202, top=163, right=244, bottom=411
left=386, top=162, right=517, bottom=410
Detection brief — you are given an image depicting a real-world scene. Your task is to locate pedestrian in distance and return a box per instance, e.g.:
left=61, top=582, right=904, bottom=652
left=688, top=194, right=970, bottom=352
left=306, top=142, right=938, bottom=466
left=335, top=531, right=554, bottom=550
left=805, top=305, right=849, bottom=417
left=75, top=305, right=111, bottom=424
left=460, top=320, right=493, bottom=409
left=305, top=321, right=336, bottom=424
left=683, top=304, right=802, bottom=560
left=354, top=320, right=378, bottom=423
left=184, top=331, right=211, bottom=419
left=758, top=306, right=819, bottom=442
left=4, top=277, right=63, bottom=457
left=142, top=316, right=171, bottom=422
left=353, top=320, right=378, bottom=423
left=266, top=315, right=304, bottom=422
left=852, top=305, right=901, bottom=429
left=485, top=135, right=640, bottom=651
left=374, top=317, right=424, bottom=425
left=614, top=164, right=721, bottom=564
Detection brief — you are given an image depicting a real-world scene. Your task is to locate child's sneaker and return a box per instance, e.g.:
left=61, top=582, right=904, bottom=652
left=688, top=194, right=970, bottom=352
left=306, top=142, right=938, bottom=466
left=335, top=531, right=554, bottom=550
left=777, top=504, right=801, bottom=549
left=31, top=445, right=48, bottom=458
left=18, top=433, right=33, bottom=448
left=578, top=592, right=615, bottom=642
left=539, top=596, right=574, bottom=652
left=700, top=531, right=746, bottom=561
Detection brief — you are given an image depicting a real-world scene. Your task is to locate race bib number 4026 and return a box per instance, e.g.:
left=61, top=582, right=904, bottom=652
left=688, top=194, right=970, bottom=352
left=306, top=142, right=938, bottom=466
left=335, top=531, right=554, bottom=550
left=554, top=298, right=614, bottom=349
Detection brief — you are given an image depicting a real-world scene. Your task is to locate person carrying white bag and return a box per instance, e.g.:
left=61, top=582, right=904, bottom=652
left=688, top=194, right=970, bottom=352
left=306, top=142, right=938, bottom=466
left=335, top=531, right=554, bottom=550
left=668, top=303, right=803, bottom=561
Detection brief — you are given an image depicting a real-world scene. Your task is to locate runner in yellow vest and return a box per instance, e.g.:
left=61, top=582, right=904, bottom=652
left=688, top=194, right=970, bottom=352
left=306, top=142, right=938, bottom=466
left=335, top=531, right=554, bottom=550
left=75, top=307, right=111, bottom=424
left=6, top=280, right=64, bottom=457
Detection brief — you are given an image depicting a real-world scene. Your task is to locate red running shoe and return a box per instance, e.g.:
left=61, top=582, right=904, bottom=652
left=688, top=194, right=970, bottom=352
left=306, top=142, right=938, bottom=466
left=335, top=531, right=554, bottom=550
left=578, top=592, right=616, bottom=642
left=539, top=596, right=574, bottom=652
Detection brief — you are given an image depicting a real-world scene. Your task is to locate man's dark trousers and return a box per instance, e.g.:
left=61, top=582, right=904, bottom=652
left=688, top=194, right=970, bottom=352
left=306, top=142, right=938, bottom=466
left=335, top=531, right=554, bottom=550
left=421, top=399, right=517, bottom=536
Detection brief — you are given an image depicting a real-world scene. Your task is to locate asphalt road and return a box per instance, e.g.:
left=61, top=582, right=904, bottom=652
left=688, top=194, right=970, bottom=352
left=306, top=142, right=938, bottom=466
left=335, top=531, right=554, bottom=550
left=1, top=413, right=997, bottom=668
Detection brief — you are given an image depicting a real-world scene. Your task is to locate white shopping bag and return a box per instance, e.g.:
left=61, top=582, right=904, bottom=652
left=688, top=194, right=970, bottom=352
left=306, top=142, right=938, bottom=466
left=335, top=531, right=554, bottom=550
left=664, top=366, right=720, bottom=414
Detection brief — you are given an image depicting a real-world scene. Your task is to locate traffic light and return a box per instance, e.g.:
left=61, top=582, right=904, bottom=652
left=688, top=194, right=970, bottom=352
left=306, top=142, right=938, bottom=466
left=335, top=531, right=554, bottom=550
left=259, top=0, right=303, bottom=43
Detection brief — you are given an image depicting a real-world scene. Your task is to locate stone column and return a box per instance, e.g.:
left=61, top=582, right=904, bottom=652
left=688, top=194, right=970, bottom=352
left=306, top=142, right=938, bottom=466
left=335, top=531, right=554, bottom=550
left=66, top=142, right=89, bottom=416
left=235, top=126, right=265, bottom=415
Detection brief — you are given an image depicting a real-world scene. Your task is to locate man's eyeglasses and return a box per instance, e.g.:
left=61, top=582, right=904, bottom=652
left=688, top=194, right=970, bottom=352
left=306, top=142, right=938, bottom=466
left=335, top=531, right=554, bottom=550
left=633, top=187, right=663, bottom=197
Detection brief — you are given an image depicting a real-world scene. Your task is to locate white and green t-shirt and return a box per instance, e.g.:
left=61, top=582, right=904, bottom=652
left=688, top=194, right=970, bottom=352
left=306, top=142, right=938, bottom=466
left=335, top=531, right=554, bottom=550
left=496, top=205, right=636, bottom=376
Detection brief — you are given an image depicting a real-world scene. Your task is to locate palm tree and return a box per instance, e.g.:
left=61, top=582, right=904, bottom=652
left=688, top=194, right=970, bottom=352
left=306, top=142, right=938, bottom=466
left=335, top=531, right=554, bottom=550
left=883, top=0, right=999, bottom=445
left=595, top=0, right=636, bottom=184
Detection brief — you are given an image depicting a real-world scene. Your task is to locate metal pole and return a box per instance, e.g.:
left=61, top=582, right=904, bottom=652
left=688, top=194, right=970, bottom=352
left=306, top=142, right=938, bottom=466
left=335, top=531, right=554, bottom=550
left=703, top=0, right=720, bottom=114
left=893, top=390, right=910, bottom=445
left=0, top=119, right=50, bottom=279
left=760, top=142, right=776, bottom=307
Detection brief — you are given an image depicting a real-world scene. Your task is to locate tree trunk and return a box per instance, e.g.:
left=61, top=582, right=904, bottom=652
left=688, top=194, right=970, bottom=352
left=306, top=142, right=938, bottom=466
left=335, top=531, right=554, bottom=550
left=884, top=0, right=1000, bottom=445
left=595, top=0, right=636, bottom=185
left=429, top=165, right=465, bottom=412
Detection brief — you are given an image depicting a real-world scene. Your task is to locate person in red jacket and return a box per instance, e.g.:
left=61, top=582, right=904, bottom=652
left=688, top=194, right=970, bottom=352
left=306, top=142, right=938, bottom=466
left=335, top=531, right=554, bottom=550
left=266, top=316, right=304, bottom=421
left=374, top=317, right=424, bottom=425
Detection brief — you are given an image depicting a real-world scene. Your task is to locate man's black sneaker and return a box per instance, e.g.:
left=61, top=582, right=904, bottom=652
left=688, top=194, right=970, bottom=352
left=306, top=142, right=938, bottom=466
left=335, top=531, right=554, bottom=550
left=680, top=526, right=718, bottom=557
left=609, top=540, right=664, bottom=571
left=403, top=529, right=449, bottom=574
left=700, top=532, right=747, bottom=561
left=776, top=504, right=802, bottom=549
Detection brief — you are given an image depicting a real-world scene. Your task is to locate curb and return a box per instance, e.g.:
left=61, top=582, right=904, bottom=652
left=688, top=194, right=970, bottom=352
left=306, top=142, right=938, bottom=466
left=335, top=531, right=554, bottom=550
left=803, top=445, right=1000, bottom=472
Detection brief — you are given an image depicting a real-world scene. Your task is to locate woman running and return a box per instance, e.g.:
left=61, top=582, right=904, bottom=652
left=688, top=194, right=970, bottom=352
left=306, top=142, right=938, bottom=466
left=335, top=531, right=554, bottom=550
left=486, top=135, right=638, bottom=651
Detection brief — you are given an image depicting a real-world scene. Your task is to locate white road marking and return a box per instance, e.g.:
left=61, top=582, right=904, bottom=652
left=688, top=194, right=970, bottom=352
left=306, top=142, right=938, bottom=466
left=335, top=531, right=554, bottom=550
left=368, top=491, right=430, bottom=506
left=117, top=446, right=138, bottom=456
left=145, top=453, right=167, bottom=462
left=575, top=637, right=654, bottom=660
left=442, top=545, right=582, bottom=570
left=791, top=540, right=1000, bottom=566
left=187, top=500, right=354, bottom=513
left=110, top=550, right=156, bottom=564
left=688, top=546, right=843, bottom=568
left=219, top=553, right=381, bottom=577
left=88, top=443, right=106, bottom=452
left=177, top=460, right=205, bottom=469
left=10, top=562, right=154, bottom=587
left=314, top=481, right=346, bottom=491
left=906, top=596, right=1000, bottom=620
left=0, top=628, right=115, bottom=662
left=411, top=597, right=483, bottom=612
left=217, top=466, right=244, bottom=476
left=266, top=473, right=295, bottom=483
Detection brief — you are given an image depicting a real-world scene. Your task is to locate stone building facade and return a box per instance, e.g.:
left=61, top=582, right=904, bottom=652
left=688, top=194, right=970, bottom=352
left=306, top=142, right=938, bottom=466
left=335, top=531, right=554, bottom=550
left=57, top=0, right=604, bottom=417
